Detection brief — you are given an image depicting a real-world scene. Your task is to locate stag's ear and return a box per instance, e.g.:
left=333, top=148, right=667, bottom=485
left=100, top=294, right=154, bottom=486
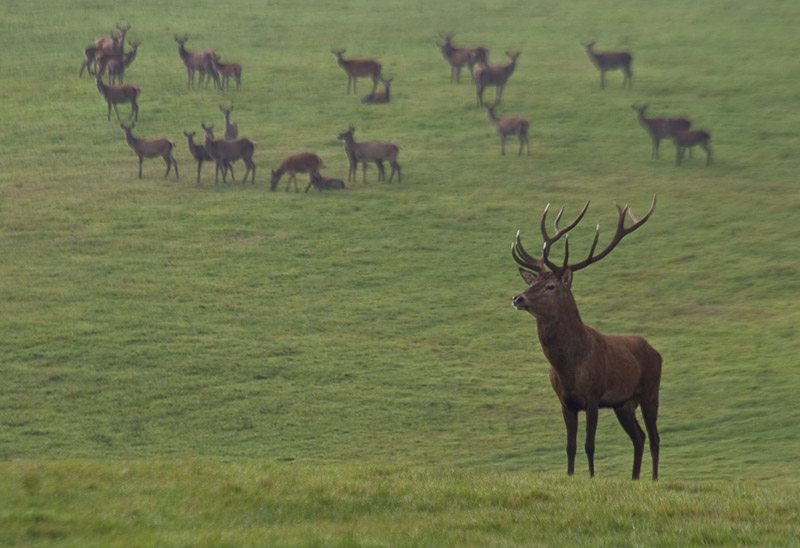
left=560, top=268, right=573, bottom=289
left=519, top=268, right=537, bottom=285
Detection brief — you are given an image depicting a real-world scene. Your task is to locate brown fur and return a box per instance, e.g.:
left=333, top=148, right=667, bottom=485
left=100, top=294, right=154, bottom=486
left=583, top=41, right=633, bottom=89
left=632, top=104, right=691, bottom=160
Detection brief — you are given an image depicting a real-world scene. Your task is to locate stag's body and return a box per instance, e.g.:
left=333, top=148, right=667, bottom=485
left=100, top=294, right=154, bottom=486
left=584, top=41, right=633, bottom=89
left=337, top=126, right=401, bottom=183
left=184, top=131, right=233, bottom=185
left=270, top=153, right=324, bottom=192
left=512, top=198, right=661, bottom=480
left=306, top=173, right=347, bottom=192
left=331, top=50, right=383, bottom=94
left=219, top=105, right=238, bottom=140
left=120, top=123, right=178, bottom=179
left=438, top=34, right=489, bottom=83
left=487, top=106, right=530, bottom=156
left=473, top=51, right=520, bottom=107
left=671, top=130, right=712, bottom=166
left=361, top=78, right=392, bottom=104
left=175, top=35, right=217, bottom=89
left=95, top=74, right=139, bottom=121
left=201, top=123, right=256, bottom=184
left=632, top=105, right=691, bottom=160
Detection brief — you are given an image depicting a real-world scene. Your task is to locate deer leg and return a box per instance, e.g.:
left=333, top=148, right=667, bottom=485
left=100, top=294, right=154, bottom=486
left=500, top=135, right=507, bottom=156
left=613, top=407, right=645, bottom=480
left=163, top=154, right=172, bottom=178
left=675, top=147, right=683, bottom=166
left=196, top=160, right=202, bottom=185
left=600, top=71, right=606, bottom=89
left=640, top=394, right=660, bottom=480
left=172, top=154, right=179, bottom=179
left=377, top=161, right=386, bottom=181
left=131, top=100, right=138, bottom=122
left=225, top=161, right=236, bottom=183
left=362, top=161, right=368, bottom=183
left=585, top=404, right=599, bottom=477
left=392, top=161, right=401, bottom=183
left=703, top=144, right=712, bottom=165
left=562, top=405, right=578, bottom=476
left=652, top=137, right=659, bottom=160
left=138, top=156, right=143, bottom=179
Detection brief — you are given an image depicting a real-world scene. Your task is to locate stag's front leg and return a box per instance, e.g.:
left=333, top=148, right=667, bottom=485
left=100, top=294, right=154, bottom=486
left=561, top=404, right=578, bottom=476
left=585, top=404, right=599, bottom=477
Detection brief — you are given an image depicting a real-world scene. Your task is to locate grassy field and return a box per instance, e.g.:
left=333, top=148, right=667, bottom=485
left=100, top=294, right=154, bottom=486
left=1, top=0, right=799, bottom=545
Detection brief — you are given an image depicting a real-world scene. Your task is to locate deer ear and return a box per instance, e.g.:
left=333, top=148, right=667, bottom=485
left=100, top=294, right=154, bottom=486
left=560, top=268, right=573, bottom=289
left=519, top=268, right=537, bottom=285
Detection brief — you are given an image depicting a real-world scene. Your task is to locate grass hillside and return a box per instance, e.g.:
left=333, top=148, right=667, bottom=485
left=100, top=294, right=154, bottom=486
left=1, top=0, right=799, bottom=545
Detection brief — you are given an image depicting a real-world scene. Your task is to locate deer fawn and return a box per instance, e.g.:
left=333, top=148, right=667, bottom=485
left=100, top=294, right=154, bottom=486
left=512, top=196, right=661, bottom=480
left=95, top=73, right=139, bottom=121
left=306, top=173, right=347, bottom=192
left=361, top=78, right=393, bottom=104
left=120, top=123, right=178, bottom=179
left=671, top=130, right=712, bottom=166
left=331, top=49, right=384, bottom=95
left=200, top=123, right=256, bottom=184
left=486, top=106, right=530, bottom=156
left=437, top=33, right=489, bottom=83
left=211, top=58, right=242, bottom=90
left=632, top=104, right=691, bottom=160
left=270, top=153, right=324, bottom=192
left=583, top=41, right=632, bottom=89
left=473, top=51, right=520, bottom=107
left=219, top=105, right=238, bottom=140
left=337, top=125, right=401, bottom=184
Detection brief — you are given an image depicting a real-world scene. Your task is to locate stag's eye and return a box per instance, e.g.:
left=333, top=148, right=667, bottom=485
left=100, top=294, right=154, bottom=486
left=545, top=284, right=556, bottom=291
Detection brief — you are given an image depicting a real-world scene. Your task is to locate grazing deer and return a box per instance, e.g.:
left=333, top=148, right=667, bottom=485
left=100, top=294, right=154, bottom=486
left=200, top=123, right=256, bottom=184
left=184, top=131, right=234, bottom=185
left=337, top=125, right=401, bottom=183
left=487, top=105, right=530, bottom=156
left=219, top=105, right=238, bottom=140
left=583, top=41, right=633, bottom=89
left=670, top=129, right=712, bottom=166
left=120, top=123, right=178, bottom=179
left=211, top=58, right=243, bottom=90
left=95, top=73, right=139, bottom=121
left=270, top=153, right=324, bottom=193
left=101, top=41, right=139, bottom=85
left=632, top=104, right=691, bottom=160
left=511, top=197, right=661, bottom=480
left=174, top=35, right=217, bottom=89
left=473, top=51, right=520, bottom=107
left=437, top=33, right=489, bottom=83
left=331, top=49, right=384, bottom=94
left=305, top=173, right=347, bottom=192
left=361, top=78, right=393, bottom=104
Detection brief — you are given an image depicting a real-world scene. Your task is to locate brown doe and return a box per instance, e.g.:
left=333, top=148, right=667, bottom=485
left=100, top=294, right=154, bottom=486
left=337, top=125, right=401, bottom=184
left=361, top=78, right=393, bottom=104
left=632, top=104, right=691, bottom=160
left=437, top=33, right=489, bottom=83
left=306, top=173, right=347, bottom=192
left=331, top=49, right=383, bottom=94
left=120, top=123, right=178, bottom=179
left=100, top=41, right=139, bottom=85
left=95, top=24, right=129, bottom=53
left=583, top=41, right=632, bottom=89
left=473, top=51, right=520, bottom=107
left=671, top=130, right=712, bottom=166
left=511, top=196, right=661, bottom=480
left=95, top=73, right=139, bottom=121
left=175, top=35, right=217, bottom=89
left=487, top=105, right=530, bottom=156
left=200, top=123, right=256, bottom=184
left=219, top=105, right=238, bottom=140
left=212, top=58, right=243, bottom=90
left=184, top=130, right=234, bottom=185
left=270, top=153, right=324, bottom=192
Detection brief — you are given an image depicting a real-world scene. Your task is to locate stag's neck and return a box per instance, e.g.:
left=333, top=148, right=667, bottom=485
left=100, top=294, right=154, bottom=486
left=535, top=302, right=591, bottom=374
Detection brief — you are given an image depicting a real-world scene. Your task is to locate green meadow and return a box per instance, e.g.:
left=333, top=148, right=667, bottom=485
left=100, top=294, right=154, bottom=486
left=1, top=0, right=799, bottom=545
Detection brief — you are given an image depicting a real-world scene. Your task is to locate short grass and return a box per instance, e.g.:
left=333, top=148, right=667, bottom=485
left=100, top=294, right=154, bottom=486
left=1, top=0, right=799, bottom=545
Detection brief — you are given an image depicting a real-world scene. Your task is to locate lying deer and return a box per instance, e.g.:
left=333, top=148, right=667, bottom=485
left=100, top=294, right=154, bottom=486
left=671, top=129, right=712, bottom=166
left=486, top=106, right=530, bottom=156
left=331, top=49, right=383, bottom=94
left=200, top=123, right=256, bottom=184
left=219, top=105, right=238, bottom=140
left=95, top=73, right=139, bottom=121
left=437, top=33, right=489, bottom=83
left=583, top=41, right=633, bottom=89
left=337, top=125, right=401, bottom=183
left=305, top=173, right=347, bottom=192
left=361, top=78, right=393, bottom=104
left=270, top=153, right=324, bottom=192
left=120, top=123, right=178, bottom=179
left=512, top=196, right=661, bottom=480
left=184, top=131, right=234, bottom=185
left=632, top=104, right=691, bottom=160
left=473, top=51, right=520, bottom=107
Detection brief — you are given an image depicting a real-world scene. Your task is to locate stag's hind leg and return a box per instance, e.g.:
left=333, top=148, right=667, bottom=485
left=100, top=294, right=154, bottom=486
left=640, top=394, right=660, bottom=480
left=614, top=405, right=646, bottom=480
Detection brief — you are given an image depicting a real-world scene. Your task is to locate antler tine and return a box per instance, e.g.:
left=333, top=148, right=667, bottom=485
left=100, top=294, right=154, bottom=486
left=540, top=201, right=590, bottom=272
left=512, top=230, right=546, bottom=273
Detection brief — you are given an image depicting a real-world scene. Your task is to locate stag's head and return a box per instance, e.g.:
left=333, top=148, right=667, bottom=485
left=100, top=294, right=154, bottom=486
left=512, top=197, right=656, bottom=319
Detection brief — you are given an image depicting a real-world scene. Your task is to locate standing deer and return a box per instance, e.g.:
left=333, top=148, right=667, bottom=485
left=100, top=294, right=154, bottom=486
left=361, top=78, right=393, bottom=104
left=95, top=24, right=130, bottom=53
left=670, top=129, right=712, bottom=166
left=120, top=123, right=178, bottom=179
left=211, top=58, right=243, bottom=90
left=95, top=73, right=139, bottom=121
left=184, top=131, right=234, bottom=185
left=270, top=153, right=324, bottom=192
left=437, top=33, right=489, bottom=83
left=583, top=41, right=633, bottom=89
left=473, top=51, right=520, bottom=107
left=200, top=123, right=256, bottom=184
left=331, top=50, right=384, bottom=94
left=219, top=105, right=238, bottom=140
left=511, top=197, right=661, bottom=480
left=306, top=173, right=347, bottom=192
left=486, top=105, right=530, bottom=156
left=337, top=125, right=401, bottom=183
left=632, top=104, right=691, bottom=160
left=175, top=35, right=217, bottom=89
left=102, top=41, right=139, bottom=85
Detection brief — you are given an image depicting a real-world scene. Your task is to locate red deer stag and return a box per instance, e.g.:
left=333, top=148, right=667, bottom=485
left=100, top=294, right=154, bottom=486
left=487, top=105, right=530, bottom=156
left=511, top=196, right=661, bottom=480
left=632, top=104, right=691, bottom=160
left=120, top=123, right=178, bottom=179
left=331, top=49, right=384, bottom=95
left=219, top=105, right=238, bottom=140
left=95, top=73, right=139, bottom=121
left=306, top=173, right=347, bottom=192
left=175, top=35, right=218, bottom=89
left=670, top=129, right=712, bottom=166
left=184, top=131, right=234, bottom=185
left=437, top=33, right=489, bottom=83
left=200, top=123, right=256, bottom=184
left=473, top=51, right=520, bottom=107
left=270, top=153, right=324, bottom=193
left=337, top=125, right=401, bottom=184
left=583, top=41, right=633, bottom=89
left=361, top=78, right=393, bottom=104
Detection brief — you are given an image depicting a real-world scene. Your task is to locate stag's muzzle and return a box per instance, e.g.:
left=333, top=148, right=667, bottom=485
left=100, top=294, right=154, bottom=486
left=512, top=295, right=526, bottom=310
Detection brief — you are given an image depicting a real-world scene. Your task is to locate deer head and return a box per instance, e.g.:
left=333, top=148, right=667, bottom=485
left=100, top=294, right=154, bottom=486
left=512, top=196, right=656, bottom=319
